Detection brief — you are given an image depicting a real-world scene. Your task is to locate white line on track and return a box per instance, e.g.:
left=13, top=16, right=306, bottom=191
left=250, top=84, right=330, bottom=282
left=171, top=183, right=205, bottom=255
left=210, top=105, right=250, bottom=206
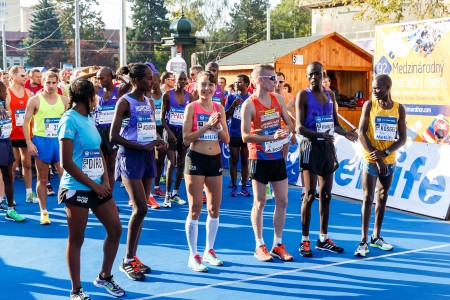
left=133, top=243, right=450, bottom=300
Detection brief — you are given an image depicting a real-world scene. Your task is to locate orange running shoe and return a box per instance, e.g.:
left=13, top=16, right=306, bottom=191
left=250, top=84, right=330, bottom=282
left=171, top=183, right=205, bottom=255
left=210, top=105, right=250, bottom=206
left=270, top=244, right=294, bottom=261
left=254, top=245, right=274, bottom=262
left=147, top=196, right=160, bottom=209
left=153, top=187, right=165, bottom=198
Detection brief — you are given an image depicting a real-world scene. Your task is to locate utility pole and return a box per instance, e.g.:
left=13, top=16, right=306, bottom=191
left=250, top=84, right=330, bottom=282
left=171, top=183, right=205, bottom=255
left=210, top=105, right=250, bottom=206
left=2, top=23, right=6, bottom=70
left=74, top=0, right=81, bottom=67
left=120, top=0, right=127, bottom=66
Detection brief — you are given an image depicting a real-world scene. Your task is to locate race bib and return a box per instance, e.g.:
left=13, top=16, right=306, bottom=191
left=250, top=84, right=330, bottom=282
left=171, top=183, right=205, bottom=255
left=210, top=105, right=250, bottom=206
left=374, top=116, right=397, bottom=141
left=315, top=115, right=334, bottom=141
left=261, top=109, right=280, bottom=122
left=169, top=107, right=184, bottom=126
left=15, top=109, right=25, bottom=126
left=137, top=114, right=156, bottom=142
left=233, top=105, right=242, bottom=120
left=263, top=127, right=284, bottom=153
left=44, top=118, right=60, bottom=137
left=0, top=118, right=12, bottom=139
left=97, top=105, right=115, bottom=125
left=197, top=114, right=218, bottom=141
left=82, top=149, right=104, bottom=179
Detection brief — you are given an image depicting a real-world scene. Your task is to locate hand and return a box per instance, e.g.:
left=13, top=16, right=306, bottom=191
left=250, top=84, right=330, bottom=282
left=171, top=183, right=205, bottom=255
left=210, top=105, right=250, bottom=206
left=233, top=98, right=242, bottom=108
left=27, top=142, right=38, bottom=157
left=322, top=129, right=335, bottom=144
left=345, top=128, right=359, bottom=142
left=369, top=149, right=384, bottom=161
left=93, top=183, right=110, bottom=199
left=274, top=128, right=289, bottom=140
left=207, top=111, right=221, bottom=128
left=169, top=132, right=177, bottom=144
left=376, top=160, right=388, bottom=176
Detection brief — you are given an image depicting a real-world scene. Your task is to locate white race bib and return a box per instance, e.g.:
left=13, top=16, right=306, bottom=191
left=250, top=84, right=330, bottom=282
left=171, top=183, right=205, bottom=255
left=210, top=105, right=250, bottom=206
left=315, top=115, right=334, bottom=141
left=97, top=105, right=115, bottom=125
left=44, top=118, right=60, bottom=137
left=0, top=118, right=12, bottom=139
left=169, top=107, right=184, bottom=126
left=374, top=116, right=397, bottom=141
left=137, top=114, right=157, bottom=142
left=15, top=109, right=25, bottom=126
left=82, top=149, right=104, bottom=179
left=263, top=127, right=283, bottom=153
left=155, top=108, right=162, bottom=124
left=197, top=114, right=218, bottom=141
left=233, top=105, right=242, bottom=120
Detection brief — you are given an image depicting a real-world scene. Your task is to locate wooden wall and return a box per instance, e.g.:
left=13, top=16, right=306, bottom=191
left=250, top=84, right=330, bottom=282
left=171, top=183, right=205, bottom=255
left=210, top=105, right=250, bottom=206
left=219, top=69, right=253, bottom=89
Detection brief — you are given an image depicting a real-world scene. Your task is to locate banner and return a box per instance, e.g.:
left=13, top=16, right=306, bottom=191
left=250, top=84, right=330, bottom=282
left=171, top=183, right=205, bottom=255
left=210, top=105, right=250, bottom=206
left=374, top=18, right=450, bottom=144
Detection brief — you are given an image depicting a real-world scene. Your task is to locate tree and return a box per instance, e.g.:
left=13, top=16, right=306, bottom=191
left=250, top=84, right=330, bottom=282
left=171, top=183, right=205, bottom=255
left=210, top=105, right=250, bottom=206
left=228, top=0, right=269, bottom=43
left=270, top=0, right=311, bottom=39
left=25, top=0, right=65, bottom=68
left=127, top=0, right=171, bottom=71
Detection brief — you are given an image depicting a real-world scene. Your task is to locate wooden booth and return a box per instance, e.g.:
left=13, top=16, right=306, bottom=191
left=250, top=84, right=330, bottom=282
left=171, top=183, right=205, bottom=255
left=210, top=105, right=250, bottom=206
left=218, top=32, right=373, bottom=129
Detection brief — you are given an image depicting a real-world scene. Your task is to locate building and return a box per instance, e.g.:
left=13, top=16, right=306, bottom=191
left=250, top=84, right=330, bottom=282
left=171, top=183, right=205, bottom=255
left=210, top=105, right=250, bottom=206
left=0, top=1, right=34, bottom=31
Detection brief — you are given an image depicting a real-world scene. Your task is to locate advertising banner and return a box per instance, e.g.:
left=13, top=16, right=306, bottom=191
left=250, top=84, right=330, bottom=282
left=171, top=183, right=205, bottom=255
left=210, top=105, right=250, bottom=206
left=374, top=18, right=450, bottom=144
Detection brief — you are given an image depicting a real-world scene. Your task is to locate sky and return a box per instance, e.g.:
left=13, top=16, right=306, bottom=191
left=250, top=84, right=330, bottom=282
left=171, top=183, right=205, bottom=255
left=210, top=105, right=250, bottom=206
left=21, top=0, right=281, bottom=29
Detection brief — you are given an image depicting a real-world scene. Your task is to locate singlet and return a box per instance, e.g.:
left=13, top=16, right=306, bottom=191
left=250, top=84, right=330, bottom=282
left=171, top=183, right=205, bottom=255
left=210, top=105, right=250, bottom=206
left=94, top=86, right=119, bottom=128
left=303, top=88, right=335, bottom=143
left=33, top=94, right=65, bottom=138
left=120, top=93, right=157, bottom=145
left=151, top=92, right=164, bottom=126
left=0, top=101, right=12, bottom=139
left=363, top=99, right=400, bottom=164
left=8, top=87, right=30, bottom=141
left=165, top=89, right=189, bottom=131
left=225, top=92, right=250, bottom=138
left=212, top=85, right=223, bottom=103
left=248, top=92, right=284, bottom=160
left=191, top=102, right=219, bottom=141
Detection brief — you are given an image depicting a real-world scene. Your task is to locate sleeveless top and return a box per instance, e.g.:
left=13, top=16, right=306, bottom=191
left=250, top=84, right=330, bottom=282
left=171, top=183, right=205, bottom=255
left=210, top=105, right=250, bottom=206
left=151, top=92, right=164, bottom=126
left=120, top=94, right=156, bottom=145
left=94, top=86, right=119, bottom=128
left=33, top=94, right=65, bottom=138
left=303, top=88, right=334, bottom=143
left=191, top=102, right=219, bottom=141
left=8, top=87, right=30, bottom=141
left=212, top=85, right=223, bottom=103
left=0, top=100, right=12, bottom=139
left=248, top=92, right=284, bottom=160
left=363, top=99, right=400, bottom=164
left=165, top=89, right=189, bottom=131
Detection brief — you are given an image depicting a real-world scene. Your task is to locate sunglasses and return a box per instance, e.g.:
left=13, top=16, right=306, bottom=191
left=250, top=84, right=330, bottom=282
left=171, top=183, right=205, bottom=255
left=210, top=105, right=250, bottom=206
left=277, top=80, right=285, bottom=84
left=18, top=73, right=27, bottom=77
left=259, top=75, right=276, bottom=81
left=167, top=78, right=175, bottom=81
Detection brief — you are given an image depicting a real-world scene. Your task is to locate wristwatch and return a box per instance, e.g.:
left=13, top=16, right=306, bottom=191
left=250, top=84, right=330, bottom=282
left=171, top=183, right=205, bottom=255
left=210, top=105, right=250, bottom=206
left=217, top=125, right=223, bottom=133
left=384, top=149, right=391, bottom=156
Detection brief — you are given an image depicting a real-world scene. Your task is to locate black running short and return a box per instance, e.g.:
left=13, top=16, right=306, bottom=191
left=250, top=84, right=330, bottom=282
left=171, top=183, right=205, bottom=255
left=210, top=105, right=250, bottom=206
left=249, top=158, right=287, bottom=184
left=11, top=139, right=27, bottom=148
left=58, top=188, right=112, bottom=209
left=299, top=138, right=339, bottom=177
left=97, top=126, right=117, bottom=155
left=229, top=136, right=246, bottom=148
left=184, top=149, right=222, bottom=177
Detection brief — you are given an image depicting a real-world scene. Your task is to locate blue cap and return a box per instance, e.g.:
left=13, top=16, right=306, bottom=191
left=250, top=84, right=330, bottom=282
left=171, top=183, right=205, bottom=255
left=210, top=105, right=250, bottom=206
left=144, top=62, right=159, bottom=75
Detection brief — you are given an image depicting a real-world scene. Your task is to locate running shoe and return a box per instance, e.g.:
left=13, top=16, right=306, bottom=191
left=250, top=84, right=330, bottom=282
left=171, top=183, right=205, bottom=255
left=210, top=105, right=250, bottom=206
left=119, top=259, right=146, bottom=281
left=46, top=183, right=55, bottom=196
left=15, top=169, right=23, bottom=181
left=239, top=179, right=251, bottom=187
left=316, top=238, right=344, bottom=253
left=354, top=241, right=369, bottom=257
left=240, top=187, right=251, bottom=197
left=134, top=256, right=151, bottom=274
left=147, top=196, right=160, bottom=209
left=270, top=244, right=294, bottom=261
left=153, top=187, right=165, bottom=198
left=254, top=245, right=274, bottom=262
left=188, top=254, right=208, bottom=272
left=162, top=196, right=171, bottom=208
left=40, top=212, right=51, bottom=225
left=26, top=192, right=39, bottom=204
left=160, top=176, right=166, bottom=185
left=229, top=186, right=238, bottom=197
left=49, top=167, right=54, bottom=179
left=203, top=249, right=224, bottom=266
left=70, top=288, right=91, bottom=300
left=203, top=194, right=207, bottom=203
left=171, top=194, right=186, bottom=205
left=93, top=275, right=125, bottom=297
left=299, top=241, right=313, bottom=257
left=0, top=201, right=6, bottom=211
left=370, top=236, right=394, bottom=251
left=5, top=209, right=25, bottom=222
left=265, top=185, right=273, bottom=200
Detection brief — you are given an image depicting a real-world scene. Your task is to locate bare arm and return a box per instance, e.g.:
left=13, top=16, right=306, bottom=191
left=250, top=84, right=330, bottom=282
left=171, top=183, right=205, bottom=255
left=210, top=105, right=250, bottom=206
left=358, top=100, right=375, bottom=153
left=217, top=104, right=230, bottom=144
left=23, top=96, right=38, bottom=155
left=386, top=104, right=407, bottom=152
left=331, top=92, right=358, bottom=141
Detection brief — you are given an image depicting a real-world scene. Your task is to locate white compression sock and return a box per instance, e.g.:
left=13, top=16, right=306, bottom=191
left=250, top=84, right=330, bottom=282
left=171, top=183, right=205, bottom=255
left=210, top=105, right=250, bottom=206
left=185, top=218, right=199, bottom=257
left=205, top=216, right=219, bottom=252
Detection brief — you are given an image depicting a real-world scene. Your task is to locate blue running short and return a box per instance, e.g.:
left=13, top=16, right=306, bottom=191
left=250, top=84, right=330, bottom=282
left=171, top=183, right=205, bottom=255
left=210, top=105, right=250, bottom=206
left=33, top=136, right=60, bottom=164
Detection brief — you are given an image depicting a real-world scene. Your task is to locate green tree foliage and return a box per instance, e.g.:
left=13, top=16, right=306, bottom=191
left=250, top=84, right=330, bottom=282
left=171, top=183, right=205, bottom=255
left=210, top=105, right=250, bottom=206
left=127, top=0, right=171, bottom=71
left=228, top=0, right=269, bottom=43
left=270, top=0, right=311, bottom=39
left=25, top=0, right=65, bottom=68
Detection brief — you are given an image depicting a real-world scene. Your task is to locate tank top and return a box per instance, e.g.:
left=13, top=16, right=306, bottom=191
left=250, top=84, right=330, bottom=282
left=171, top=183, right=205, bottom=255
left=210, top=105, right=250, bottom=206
left=191, top=102, right=219, bottom=141
left=248, top=92, right=284, bottom=160
left=8, top=87, right=30, bottom=141
left=151, top=92, right=164, bottom=126
left=303, top=88, right=334, bottom=143
left=0, top=101, right=12, bottom=139
left=363, top=99, right=400, bottom=164
left=94, top=86, right=119, bottom=128
left=165, top=89, right=189, bottom=131
left=212, top=85, right=223, bottom=103
left=33, top=94, right=65, bottom=138
left=120, top=94, right=156, bottom=145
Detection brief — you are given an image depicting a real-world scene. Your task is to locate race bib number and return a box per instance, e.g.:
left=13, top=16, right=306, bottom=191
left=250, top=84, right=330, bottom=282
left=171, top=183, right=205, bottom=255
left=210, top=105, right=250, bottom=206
left=197, top=114, right=218, bottom=141
left=374, top=116, right=397, bottom=141
left=137, top=114, right=156, bottom=142
left=97, top=105, right=115, bottom=125
left=15, top=109, right=25, bottom=126
left=233, top=105, right=242, bottom=120
left=263, top=127, right=283, bottom=153
left=44, top=118, right=60, bottom=137
left=315, top=115, right=334, bottom=141
left=169, top=107, right=184, bottom=126
left=0, top=118, right=12, bottom=139
left=82, top=149, right=104, bottom=179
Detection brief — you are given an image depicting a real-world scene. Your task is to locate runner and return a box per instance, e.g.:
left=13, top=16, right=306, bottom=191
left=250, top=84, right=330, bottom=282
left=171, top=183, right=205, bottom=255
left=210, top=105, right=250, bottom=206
left=160, top=71, right=175, bottom=93
left=1, top=71, right=10, bottom=88
left=296, top=61, right=358, bottom=257
left=183, top=70, right=230, bottom=272
left=224, top=74, right=251, bottom=197
left=354, top=74, right=406, bottom=257
left=186, top=65, right=203, bottom=94
left=241, top=64, right=294, bottom=262
left=0, top=82, right=25, bottom=222
left=160, top=71, right=192, bottom=208
left=23, top=71, right=68, bottom=225
left=205, top=62, right=224, bottom=105
left=58, top=78, right=124, bottom=299
left=5, top=66, right=38, bottom=204
left=110, top=63, right=165, bottom=281
left=24, top=69, right=43, bottom=95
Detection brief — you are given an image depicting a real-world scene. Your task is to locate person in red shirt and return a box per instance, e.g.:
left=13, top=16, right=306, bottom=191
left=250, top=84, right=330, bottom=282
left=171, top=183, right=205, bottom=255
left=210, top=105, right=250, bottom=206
left=24, top=69, right=43, bottom=95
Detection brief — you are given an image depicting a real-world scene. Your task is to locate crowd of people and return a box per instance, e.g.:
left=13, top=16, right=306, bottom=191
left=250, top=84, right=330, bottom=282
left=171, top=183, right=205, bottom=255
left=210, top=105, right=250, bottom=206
left=0, top=60, right=406, bottom=300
